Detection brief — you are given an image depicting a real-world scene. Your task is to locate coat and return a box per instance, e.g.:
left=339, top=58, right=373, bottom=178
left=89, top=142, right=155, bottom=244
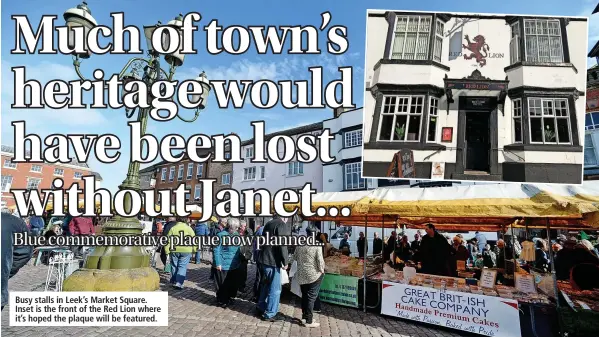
left=69, top=216, right=95, bottom=236
left=213, top=231, right=241, bottom=271
left=2, top=213, right=33, bottom=307
left=256, top=218, right=291, bottom=268
left=164, top=222, right=196, bottom=255
left=194, top=223, right=209, bottom=236
left=419, top=232, right=452, bottom=276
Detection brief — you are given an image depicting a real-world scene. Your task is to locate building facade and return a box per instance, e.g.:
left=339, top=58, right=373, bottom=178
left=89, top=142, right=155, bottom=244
left=584, top=8, right=599, bottom=180
left=139, top=165, right=157, bottom=190
left=1, top=145, right=103, bottom=209
left=232, top=122, right=323, bottom=230
left=363, top=11, right=587, bottom=184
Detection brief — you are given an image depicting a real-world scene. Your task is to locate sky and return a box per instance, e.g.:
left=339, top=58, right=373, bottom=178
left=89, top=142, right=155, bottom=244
left=1, top=0, right=598, bottom=193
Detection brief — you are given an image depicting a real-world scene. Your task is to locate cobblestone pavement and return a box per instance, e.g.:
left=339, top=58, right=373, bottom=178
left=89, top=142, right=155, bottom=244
left=1, top=258, right=475, bottom=337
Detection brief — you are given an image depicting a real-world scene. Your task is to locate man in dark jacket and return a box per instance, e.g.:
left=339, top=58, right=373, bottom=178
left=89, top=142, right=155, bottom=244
left=385, top=231, right=397, bottom=262
left=411, top=233, right=422, bottom=262
left=373, top=232, right=383, bottom=255
left=2, top=213, right=34, bottom=310
left=194, top=220, right=210, bottom=264
left=256, top=216, right=291, bottom=322
left=419, top=224, right=452, bottom=276
left=357, top=232, right=367, bottom=258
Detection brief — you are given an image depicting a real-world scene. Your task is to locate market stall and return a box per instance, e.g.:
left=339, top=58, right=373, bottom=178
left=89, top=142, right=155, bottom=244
left=296, top=182, right=599, bottom=337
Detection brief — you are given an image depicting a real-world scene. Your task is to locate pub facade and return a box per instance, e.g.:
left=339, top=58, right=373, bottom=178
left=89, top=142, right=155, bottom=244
left=362, top=10, right=588, bottom=183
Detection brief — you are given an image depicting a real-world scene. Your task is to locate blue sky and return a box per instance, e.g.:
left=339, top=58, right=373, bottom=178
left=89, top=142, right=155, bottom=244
left=2, top=0, right=598, bottom=193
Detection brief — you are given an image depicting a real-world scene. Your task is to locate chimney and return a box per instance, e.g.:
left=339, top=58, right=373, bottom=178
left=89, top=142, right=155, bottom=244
left=334, top=107, right=346, bottom=118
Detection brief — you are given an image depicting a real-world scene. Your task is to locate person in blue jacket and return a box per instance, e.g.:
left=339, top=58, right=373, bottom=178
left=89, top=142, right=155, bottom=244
left=213, top=218, right=241, bottom=308
left=194, top=219, right=210, bottom=264
left=28, top=216, right=45, bottom=237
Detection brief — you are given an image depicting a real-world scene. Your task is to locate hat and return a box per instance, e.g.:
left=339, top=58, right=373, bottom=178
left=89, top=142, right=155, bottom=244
left=210, top=216, right=218, bottom=222
left=305, top=226, right=317, bottom=236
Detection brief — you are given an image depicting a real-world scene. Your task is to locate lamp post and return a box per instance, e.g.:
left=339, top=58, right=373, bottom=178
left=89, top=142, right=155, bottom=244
left=62, top=1, right=210, bottom=291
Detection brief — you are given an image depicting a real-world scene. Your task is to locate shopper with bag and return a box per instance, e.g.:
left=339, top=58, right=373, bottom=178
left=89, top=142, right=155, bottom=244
left=289, top=226, right=325, bottom=327
left=256, top=215, right=291, bottom=322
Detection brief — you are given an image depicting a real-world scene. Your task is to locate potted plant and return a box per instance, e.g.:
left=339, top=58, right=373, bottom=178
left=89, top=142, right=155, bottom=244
left=395, top=123, right=406, bottom=140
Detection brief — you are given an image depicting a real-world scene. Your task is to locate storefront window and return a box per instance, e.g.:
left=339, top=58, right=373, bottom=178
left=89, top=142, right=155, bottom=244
left=427, top=97, right=439, bottom=142
left=523, top=19, right=563, bottom=63
left=391, top=16, right=431, bottom=60
left=584, top=134, right=597, bottom=166
left=512, top=99, right=523, bottom=143
left=377, top=95, right=424, bottom=142
left=528, top=98, right=571, bottom=144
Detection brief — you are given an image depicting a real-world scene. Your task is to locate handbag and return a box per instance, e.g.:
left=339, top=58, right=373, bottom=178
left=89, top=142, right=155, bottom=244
left=280, top=268, right=290, bottom=285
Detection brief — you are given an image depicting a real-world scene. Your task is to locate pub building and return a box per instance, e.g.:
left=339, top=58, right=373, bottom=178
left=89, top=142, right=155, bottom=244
left=362, top=10, right=588, bottom=183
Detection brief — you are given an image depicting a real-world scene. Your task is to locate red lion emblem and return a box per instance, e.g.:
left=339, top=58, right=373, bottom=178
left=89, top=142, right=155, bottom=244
left=462, top=35, right=489, bottom=67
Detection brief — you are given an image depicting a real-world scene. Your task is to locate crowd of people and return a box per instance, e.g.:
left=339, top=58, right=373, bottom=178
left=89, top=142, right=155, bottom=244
left=155, top=215, right=326, bottom=327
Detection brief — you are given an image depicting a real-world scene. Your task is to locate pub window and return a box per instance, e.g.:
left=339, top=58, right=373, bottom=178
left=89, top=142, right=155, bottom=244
left=510, top=22, right=521, bottom=64
left=512, top=99, right=523, bottom=143
left=524, top=19, right=563, bottom=63
left=433, top=20, right=444, bottom=62
left=390, top=16, right=431, bottom=60
left=528, top=98, right=571, bottom=144
left=427, top=97, right=439, bottom=142
left=377, top=95, right=424, bottom=142
left=585, top=134, right=597, bottom=166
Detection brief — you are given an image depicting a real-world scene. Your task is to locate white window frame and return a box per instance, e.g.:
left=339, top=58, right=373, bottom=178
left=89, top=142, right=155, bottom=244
left=523, top=19, right=563, bottom=63
left=30, top=164, right=42, bottom=173
left=74, top=172, right=83, bottom=180
left=259, top=166, right=266, bottom=180
left=196, top=163, right=204, bottom=178
left=1, top=175, right=13, bottom=192
left=185, top=184, right=191, bottom=201
left=585, top=134, right=598, bottom=166
left=186, top=163, right=194, bottom=179
left=177, top=164, right=184, bottom=181
left=376, top=95, right=424, bottom=142
left=586, top=112, right=599, bottom=130
left=244, top=167, right=256, bottom=181
left=53, top=168, right=64, bottom=177
left=26, top=177, right=42, bottom=190
left=245, top=146, right=254, bottom=159
left=287, top=162, right=304, bottom=176
left=513, top=98, right=523, bottom=143
left=3, top=159, right=17, bottom=169
left=222, top=173, right=231, bottom=185
left=528, top=97, right=571, bottom=145
left=510, top=22, right=521, bottom=64
left=389, top=15, right=432, bottom=60
left=194, top=184, right=202, bottom=200
left=426, top=97, right=439, bottom=143
left=169, top=166, right=175, bottom=182
left=344, top=162, right=366, bottom=190
left=161, top=168, right=167, bottom=181
left=344, top=130, right=362, bottom=148
left=433, top=19, right=444, bottom=62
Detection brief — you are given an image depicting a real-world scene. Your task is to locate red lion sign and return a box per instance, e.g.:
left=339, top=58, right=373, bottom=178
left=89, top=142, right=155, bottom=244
left=462, top=34, right=489, bottom=67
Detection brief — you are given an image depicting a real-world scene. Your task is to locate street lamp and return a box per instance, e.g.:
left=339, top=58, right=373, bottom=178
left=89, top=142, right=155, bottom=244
left=62, top=1, right=210, bottom=292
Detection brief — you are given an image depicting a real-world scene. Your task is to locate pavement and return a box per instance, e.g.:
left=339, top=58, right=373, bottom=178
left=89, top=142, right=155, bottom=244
left=1, top=257, right=474, bottom=337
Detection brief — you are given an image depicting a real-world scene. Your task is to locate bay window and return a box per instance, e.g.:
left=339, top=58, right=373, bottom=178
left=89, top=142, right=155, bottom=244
left=345, top=162, right=366, bottom=190
left=523, top=19, right=563, bottom=63
left=513, top=99, right=523, bottom=143
left=426, top=97, right=439, bottom=142
left=344, top=129, right=362, bottom=148
left=390, top=15, right=444, bottom=62
left=377, top=95, right=424, bottom=142
left=528, top=98, right=571, bottom=144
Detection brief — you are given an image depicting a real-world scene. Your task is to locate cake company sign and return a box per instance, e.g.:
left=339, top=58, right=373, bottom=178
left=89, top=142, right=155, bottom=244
left=381, top=282, right=521, bottom=337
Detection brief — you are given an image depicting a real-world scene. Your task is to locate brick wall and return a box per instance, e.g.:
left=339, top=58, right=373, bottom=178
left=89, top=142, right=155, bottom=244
left=1, top=154, right=98, bottom=208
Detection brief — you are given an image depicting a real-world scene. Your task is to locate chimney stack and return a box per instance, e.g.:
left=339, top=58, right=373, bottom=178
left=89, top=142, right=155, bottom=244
left=334, top=107, right=346, bottom=118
